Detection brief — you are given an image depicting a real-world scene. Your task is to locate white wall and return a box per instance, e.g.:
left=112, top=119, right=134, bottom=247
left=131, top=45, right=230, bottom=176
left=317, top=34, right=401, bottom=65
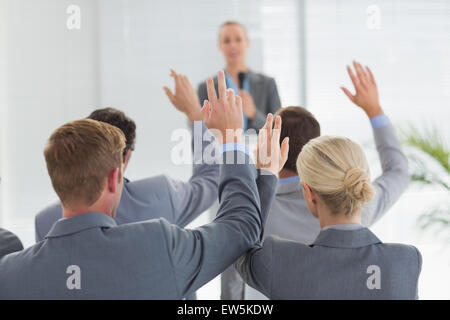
left=0, top=0, right=100, bottom=244
left=96, top=0, right=265, bottom=181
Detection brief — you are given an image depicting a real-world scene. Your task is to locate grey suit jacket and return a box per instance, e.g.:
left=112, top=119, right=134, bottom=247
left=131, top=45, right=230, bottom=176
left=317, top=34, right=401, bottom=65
left=35, top=122, right=219, bottom=242
left=0, top=228, right=23, bottom=259
left=0, top=150, right=278, bottom=299
left=236, top=227, right=422, bottom=300
left=198, top=70, right=281, bottom=130
left=222, top=121, right=412, bottom=299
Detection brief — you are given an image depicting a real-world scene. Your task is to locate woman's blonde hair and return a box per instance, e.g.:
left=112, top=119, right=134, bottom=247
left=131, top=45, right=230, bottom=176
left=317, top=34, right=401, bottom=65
left=296, top=135, right=375, bottom=215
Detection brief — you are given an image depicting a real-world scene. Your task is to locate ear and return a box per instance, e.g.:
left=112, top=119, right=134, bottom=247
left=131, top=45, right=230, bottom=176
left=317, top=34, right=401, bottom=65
left=123, top=149, right=132, bottom=165
left=303, top=183, right=317, bottom=204
left=107, top=167, right=120, bottom=194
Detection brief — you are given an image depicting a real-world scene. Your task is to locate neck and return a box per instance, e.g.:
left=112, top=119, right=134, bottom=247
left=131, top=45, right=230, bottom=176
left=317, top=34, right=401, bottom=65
left=62, top=195, right=113, bottom=219
left=319, top=210, right=362, bottom=229
left=279, top=169, right=298, bottom=179
left=62, top=208, right=111, bottom=219
left=225, top=63, right=248, bottom=78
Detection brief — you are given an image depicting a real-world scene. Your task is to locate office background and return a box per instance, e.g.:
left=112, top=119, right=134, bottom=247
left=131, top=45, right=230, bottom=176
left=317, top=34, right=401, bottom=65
left=0, top=0, right=449, bottom=299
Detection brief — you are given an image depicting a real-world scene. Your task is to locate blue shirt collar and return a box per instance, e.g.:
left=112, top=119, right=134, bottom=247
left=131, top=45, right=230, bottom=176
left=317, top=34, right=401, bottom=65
left=278, top=175, right=300, bottom=185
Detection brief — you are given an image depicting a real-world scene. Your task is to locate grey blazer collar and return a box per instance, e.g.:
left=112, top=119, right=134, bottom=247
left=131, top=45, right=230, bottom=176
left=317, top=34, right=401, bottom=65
left=46, top=212, right=117, bottom=239
left=313, top=227, right=382, bottom=249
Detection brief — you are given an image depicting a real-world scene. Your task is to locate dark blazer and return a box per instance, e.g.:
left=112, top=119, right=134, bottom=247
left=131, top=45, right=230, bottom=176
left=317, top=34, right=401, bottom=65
left=198, top=70, right=281, bottom=130
left=0, top=228, right=23, bottom=259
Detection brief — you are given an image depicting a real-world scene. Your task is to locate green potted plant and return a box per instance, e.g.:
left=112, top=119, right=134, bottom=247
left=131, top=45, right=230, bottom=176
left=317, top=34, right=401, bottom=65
left=402, top=125, right=450, bottom=237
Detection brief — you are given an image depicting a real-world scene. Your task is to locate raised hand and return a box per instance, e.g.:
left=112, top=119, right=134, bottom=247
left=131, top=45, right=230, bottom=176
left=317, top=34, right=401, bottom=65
left=255, top=114, right=289, bottom=176
left=201, top=70, right=244, bottom=145
left=164, top=69, right=202, bottom=123
left=341, top=61, right=384, bottom=118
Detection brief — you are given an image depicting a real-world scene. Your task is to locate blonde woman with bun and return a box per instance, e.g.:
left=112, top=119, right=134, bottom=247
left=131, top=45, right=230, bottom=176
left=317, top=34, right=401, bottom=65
left=235, top=64, right=422, bottom=300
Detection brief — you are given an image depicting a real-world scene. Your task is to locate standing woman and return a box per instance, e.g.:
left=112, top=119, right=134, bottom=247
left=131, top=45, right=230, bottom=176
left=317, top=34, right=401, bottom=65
left=198, top=21, right=281, bottom=131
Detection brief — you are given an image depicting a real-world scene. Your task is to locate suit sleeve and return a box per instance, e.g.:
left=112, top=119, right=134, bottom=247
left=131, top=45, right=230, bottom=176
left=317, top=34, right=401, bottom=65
left=221, top=169, right=278, bottom=300
left=249, top=78, right=282, bottom=130
left=165, top=121, right=220, bottom=227
left=161, top=149, right=276, bottom=298
left=361, top=120, right=410, bottom=226
left=0, top=229, right=24, bottom=259
left=414, top=246, right=422, bottom=300
left=234, top=236, right=275, bottom=299
left=35, top=217, right=44, bottom=243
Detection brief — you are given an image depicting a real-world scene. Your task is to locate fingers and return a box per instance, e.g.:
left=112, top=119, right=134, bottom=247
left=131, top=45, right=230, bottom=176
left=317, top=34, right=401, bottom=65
left=365, top=65, right=376, bottom=85
left=280, top=137, right=290, bottom=167
left=340, top=86, right=355, bottom=103
left=265, top=113, right=274, bottom=137
left=272, top=115, right=282, bottom=144
left=217, top=70, right=227, bottom=100
left=163, top=86, right=175, bottom=103
left=235, top=95, right=243, bottom=112
left=206, top=77, right=218, bottom=104
left=346, top=65, right=359, bottom=90
left=200, top=100, right=211, bottom=123
left=226, top=88, right=235, bottom=109
left=353, top=61, right=368, bottom=87
left=261, top=113, right=271, bottom=131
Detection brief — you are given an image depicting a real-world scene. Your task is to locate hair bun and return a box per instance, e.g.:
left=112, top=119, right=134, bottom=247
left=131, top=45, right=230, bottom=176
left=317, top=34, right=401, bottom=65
left=343, top=168, right=375, bottom=202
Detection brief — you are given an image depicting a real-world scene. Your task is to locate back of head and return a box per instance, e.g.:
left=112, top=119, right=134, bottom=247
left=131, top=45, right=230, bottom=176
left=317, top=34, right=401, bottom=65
left=276, top=106, right=321, bottom=172
left=88, top=107, right=136, bottom=157
left=44, top=119, right=126, bottom=208
left=296, top=136, right=375, bottom=215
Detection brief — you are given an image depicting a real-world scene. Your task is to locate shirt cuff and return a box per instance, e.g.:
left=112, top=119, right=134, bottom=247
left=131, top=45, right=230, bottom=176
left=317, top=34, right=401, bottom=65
left=222, top=142, right=251, bottom=157
left=370, top=114, right=391, bottom=129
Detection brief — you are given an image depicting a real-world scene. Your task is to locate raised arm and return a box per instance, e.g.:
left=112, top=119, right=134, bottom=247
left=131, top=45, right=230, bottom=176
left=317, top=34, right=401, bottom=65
left=234, top=114, right=290, bottom=299
left=163, top=70, right=220, bottom=227
left=162, top=71, right=286, bottom=297
left=341, top=61, right=410, bottom=226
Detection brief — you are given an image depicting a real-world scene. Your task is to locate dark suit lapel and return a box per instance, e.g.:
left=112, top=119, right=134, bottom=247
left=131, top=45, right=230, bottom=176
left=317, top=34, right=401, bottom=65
left=247, top=70, right=264, bottom=109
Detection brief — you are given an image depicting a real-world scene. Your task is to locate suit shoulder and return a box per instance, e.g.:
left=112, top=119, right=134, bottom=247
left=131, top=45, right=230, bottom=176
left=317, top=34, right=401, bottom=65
left=0, top=228, right=23, bottom=252
left=35, top=202, right=62, bottom=220
left=377, top=243, right=422, bottom=267
left=264, top=235, right=311, bottom=252
left=123, top=175, right=171, bottom=199
left=250, top=71, right=275, bottom=83
left=116, top=216, right=171, bottom=232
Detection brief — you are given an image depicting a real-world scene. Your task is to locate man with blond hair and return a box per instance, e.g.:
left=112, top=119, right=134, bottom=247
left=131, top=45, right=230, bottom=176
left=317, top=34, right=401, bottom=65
left=0, top=70, right=288, bottom=299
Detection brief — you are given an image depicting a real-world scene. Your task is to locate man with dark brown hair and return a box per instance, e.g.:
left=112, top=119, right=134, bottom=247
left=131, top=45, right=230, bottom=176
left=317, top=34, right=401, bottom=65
left=275, top=106, right=321, bottom=179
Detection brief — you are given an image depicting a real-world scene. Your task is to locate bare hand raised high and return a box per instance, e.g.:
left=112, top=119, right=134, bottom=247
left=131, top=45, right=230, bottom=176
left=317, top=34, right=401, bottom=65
left=201, top=70, right=244, bottom=145
left=255, top=114, right=289, bottom=176
left=341, top=61, right=384, bottom=118
left=164, top=69, right=202, bottom=123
